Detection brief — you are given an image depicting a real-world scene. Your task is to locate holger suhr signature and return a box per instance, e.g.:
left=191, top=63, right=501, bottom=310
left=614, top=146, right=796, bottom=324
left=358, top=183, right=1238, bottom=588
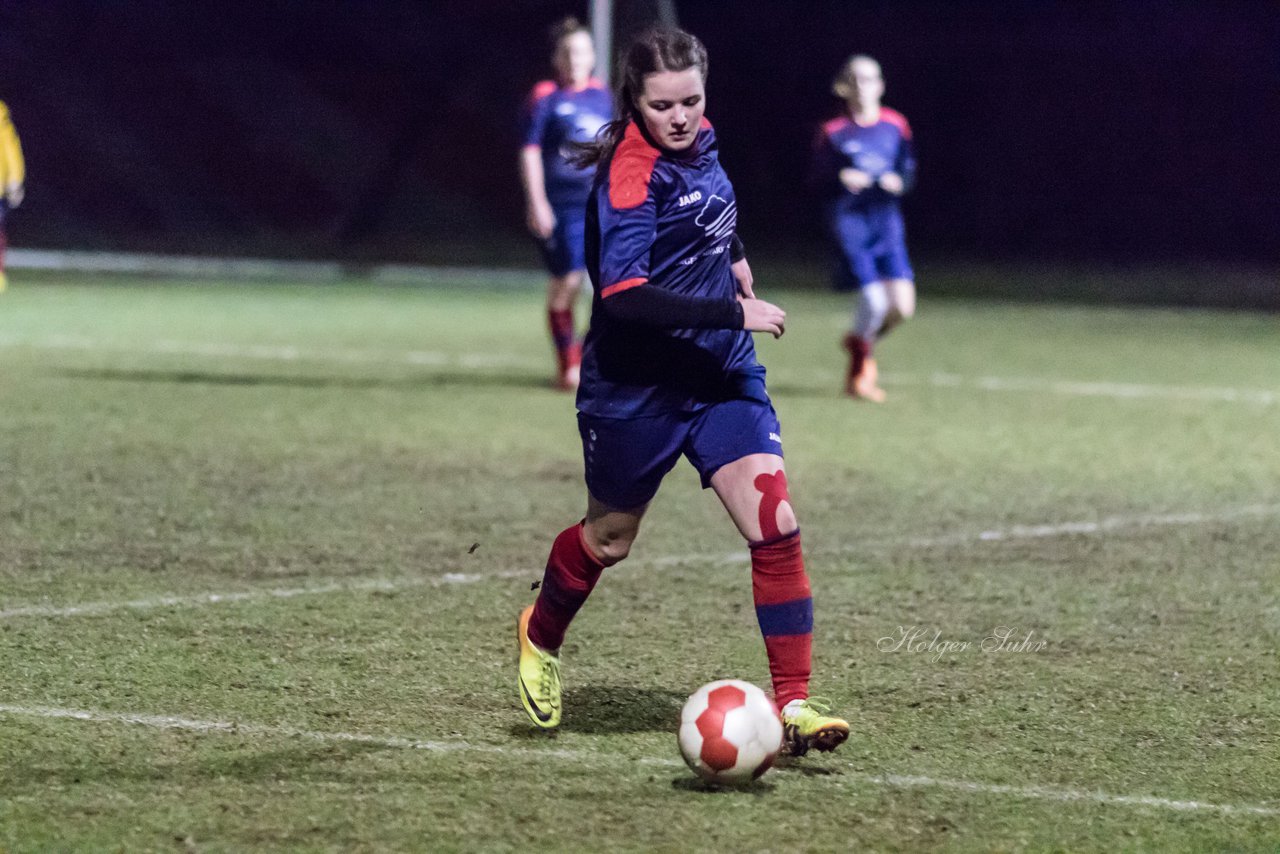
left=877, top=625, right=1047, bottom=662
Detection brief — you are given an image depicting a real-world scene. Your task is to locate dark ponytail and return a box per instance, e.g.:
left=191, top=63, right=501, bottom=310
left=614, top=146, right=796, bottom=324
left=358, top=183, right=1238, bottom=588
left=568, top=26, right=708, bottom=169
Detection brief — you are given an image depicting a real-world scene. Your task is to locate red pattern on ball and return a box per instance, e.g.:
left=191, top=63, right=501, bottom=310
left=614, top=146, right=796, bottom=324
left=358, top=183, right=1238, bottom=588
left=695, top=685, right=748, bottom=771
left=706, top=684, right=747, bottom=711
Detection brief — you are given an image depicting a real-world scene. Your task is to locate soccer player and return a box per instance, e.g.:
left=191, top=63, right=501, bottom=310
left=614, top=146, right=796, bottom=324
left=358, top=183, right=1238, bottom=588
left=0, top=100, right=25, bottom=292
left=516, top=26, right=850, bottom=757
left=520, top=18, right=612, bottom=390
left=813, top=55, right=917, bottom=402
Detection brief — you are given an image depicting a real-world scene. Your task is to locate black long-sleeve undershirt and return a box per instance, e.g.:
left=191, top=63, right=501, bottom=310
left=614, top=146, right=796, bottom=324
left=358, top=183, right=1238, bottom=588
left=600, top=233, right=748, bottom=329
left=602, top=285, right=744, bottom=330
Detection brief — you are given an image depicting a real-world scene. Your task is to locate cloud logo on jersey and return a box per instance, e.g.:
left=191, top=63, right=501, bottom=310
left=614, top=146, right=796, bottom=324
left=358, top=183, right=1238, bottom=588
left=553, top=102, right=608, bottom=144
left=557, top=110, right=609, bottom=160
left=694, top=194, right=737, bottom=239
left=573, top=111, right=608, bottom=141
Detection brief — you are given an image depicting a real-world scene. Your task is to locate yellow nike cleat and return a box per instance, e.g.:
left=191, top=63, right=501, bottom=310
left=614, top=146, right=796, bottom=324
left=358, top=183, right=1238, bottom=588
left=517, top=604, right=562, bottom=729
left=781, top=698, right=850, bottom=756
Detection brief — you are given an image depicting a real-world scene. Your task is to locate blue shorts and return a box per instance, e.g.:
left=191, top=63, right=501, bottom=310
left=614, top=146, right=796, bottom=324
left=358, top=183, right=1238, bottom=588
left=829, top=205, right=913, bottom=290
left=578, top=399, right=784, bottom=510
left=538, top=206, right=587, bottom=277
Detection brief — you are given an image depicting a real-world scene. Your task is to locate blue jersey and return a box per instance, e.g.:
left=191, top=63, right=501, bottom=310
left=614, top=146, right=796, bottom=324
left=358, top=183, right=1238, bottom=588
left=578, top=119, right=763, bottom=419
left=522, top=79, right=613, bottom=211
left=813, top=108, right=916, bottom=214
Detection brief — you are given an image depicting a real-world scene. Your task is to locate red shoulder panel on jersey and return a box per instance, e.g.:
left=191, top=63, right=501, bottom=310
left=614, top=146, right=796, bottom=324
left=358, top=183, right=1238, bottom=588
left=822, top=116, right=851, bottom=138
left=601, top=277, right=647, bottom=299
left=608, top=122, right=661, bottom=210
left=700, top=116, right=712, bottom=130
left=878, top=107, right=912, bottom=140
left=528, top=80, right=557, bottom=104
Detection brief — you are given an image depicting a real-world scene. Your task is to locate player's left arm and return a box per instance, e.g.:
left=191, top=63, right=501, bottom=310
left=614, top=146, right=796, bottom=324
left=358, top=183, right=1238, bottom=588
left=729, top=233, right=754, bottom=298
left=894, top=134, right=917, bottom=195
left=879, top=116, right=916, bottom=197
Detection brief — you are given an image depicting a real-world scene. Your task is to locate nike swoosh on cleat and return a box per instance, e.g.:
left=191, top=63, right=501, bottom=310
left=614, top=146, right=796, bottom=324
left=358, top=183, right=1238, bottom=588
left=519, top=678, right=554, bottom=723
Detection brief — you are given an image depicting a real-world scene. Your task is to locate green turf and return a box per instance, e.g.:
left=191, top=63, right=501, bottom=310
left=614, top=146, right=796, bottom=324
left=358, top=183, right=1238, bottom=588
left=1, top=272, right=1278, bottom=852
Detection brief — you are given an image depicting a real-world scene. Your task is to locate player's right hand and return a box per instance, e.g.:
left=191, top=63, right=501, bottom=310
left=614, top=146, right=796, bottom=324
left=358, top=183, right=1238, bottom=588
left=739, top=297, right=786, bottom=338
left=878, top=172, right=904, bottom=195
left=526, top=202, right=555, bottom=239
left=839, top=168, right=873, bottom=194
left=6, top=183, right=22, bottom=207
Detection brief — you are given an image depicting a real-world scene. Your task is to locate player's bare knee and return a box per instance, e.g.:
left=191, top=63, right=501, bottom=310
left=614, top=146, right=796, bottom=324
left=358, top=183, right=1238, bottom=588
left=891, top=281, right=916, bottom=319
left=547, top=274, right=582, bottom=310
left=773, top=502, right=798, bottom=538
left=592, top=534, right=632, bottom=566
left=583, top=525, right=634, bottom=566
left=751, top=469, right=798, bottom=541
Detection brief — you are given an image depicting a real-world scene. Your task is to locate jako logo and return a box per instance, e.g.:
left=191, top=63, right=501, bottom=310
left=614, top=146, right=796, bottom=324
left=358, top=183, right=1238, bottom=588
left=677, top=190, right=703, bottom=207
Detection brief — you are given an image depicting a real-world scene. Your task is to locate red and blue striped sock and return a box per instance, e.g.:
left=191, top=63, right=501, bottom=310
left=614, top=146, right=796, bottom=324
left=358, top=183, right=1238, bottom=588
left=527, top=523, right=605, bottom=651
left=548, top=308, right=578, bottom=373
left=750, top=529, right=812, bottom=708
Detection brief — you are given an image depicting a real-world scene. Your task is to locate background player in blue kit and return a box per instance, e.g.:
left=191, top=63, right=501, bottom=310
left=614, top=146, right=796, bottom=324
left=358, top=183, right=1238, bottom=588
left=814, top=55, right=917, bottom=402
left=520, top=18, right=613, bottom=390
left=516, top=26, right=850, bottom=756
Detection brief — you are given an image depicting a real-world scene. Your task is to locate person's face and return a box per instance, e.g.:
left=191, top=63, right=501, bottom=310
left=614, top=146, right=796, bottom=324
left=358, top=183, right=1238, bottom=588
left=635, top=67, right=705, bottom=151
left=849, top=57, right=884, bottom=109
left=554, top=31, right=596, bottom=86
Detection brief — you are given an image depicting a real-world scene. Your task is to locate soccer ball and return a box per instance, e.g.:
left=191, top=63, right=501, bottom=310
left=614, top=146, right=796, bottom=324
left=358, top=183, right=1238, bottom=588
left=677, top=679, right=783, bottom=784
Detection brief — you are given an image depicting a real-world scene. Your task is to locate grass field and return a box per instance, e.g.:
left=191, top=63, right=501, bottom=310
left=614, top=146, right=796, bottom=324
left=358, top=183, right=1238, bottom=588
left=1, top=270, right=1278, bottom=852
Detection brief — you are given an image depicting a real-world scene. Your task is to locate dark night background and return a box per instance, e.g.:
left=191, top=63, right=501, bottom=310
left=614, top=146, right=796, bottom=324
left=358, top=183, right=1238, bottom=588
left=1, top=1, right=1277, bottom=278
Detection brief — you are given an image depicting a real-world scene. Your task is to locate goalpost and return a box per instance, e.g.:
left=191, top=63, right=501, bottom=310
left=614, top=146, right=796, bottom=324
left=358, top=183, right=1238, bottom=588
left=590, top=0, right=679, bottom=87
left=591, top=0, right=613, bottom=87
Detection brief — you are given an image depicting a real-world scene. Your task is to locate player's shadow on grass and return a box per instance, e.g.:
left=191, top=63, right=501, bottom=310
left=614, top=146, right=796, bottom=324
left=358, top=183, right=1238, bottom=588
left=55, top=367, right=550, bottom=391
left=509, top=684, right=685, bottom=737
left=561, top=684, right=687, bottom=734
left=771, top=756, right=843, bottom=777
left=670, top=776, right=776, bottom=795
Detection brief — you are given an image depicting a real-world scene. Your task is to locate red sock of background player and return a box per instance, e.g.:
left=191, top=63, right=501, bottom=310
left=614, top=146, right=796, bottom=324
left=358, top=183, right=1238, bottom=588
left=548, top=307, right=576, bottom=376
left=843, top=333, right=871, bottom=389
left=750, top=471, right=812, bottom=708
left=527, top=523, right=605, bottom=651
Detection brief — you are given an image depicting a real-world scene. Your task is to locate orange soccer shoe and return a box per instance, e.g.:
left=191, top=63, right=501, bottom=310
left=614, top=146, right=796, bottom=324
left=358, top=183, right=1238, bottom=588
left=850, top=356, right=886, bottom=402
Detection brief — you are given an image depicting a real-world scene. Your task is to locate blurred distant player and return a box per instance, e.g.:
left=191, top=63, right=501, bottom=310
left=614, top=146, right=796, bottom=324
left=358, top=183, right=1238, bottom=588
left=0, top=100, right=25, bottom=292
left=813, top=55, right=916, bottom=402
left=520, top=18, right=612, bottom=390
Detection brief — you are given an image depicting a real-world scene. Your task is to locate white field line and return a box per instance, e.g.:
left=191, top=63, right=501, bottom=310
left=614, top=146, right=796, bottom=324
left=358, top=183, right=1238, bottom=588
left=898, top=503, right=1280, bottom=549
left=1, top=702, right=1276, bottom=818
left=0, top=570, right=527, bottom=620
left=649, top=502, right=1280, bottom=569
left=3, top=503, right=1277, bottom=622
left=0, top=334, right=529, bottom=371
left=914, top=371, right=1278, bottom=406
left=2, top=334, right=1277, bottom=406
left=8, top=247, right=545, bottom=287
left=858, top=772, right=1280, bottom=818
